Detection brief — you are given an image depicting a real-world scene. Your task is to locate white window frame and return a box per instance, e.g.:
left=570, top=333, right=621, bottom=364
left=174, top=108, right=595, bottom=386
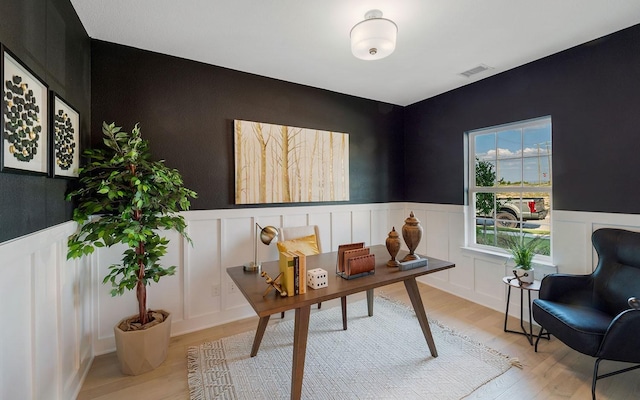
left=466, top=116, right=552, bottom=262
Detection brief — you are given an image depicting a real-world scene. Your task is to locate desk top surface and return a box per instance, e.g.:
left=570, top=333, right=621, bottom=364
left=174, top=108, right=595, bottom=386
left=227, top=245, right=455, bottom=317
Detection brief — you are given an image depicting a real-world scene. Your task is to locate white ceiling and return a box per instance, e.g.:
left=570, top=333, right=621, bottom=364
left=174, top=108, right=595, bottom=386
left=70, top=0, right=640, bottom=106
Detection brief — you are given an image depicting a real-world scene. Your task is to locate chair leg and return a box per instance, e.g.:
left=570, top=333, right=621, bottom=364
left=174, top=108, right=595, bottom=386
left=534, top=327, right=546, bottom=352
left=592, top=358, right=602, bottom=400
left=318, top=302, right=322, bottom=309
left=589, top=358, right=640, bottom=400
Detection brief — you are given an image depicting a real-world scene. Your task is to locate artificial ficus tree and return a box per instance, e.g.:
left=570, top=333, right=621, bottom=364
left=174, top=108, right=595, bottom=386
left=67, top=122, right=197, bottom=327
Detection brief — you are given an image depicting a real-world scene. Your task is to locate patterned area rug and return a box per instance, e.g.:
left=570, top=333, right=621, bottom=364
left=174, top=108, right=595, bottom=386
left=187, top=296, right=517, bottom=400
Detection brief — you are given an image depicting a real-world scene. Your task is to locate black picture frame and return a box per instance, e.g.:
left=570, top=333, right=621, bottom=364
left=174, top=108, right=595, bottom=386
left=50, top=91, right=80, bottom=178
left=1, top=45, right=49, bottom=175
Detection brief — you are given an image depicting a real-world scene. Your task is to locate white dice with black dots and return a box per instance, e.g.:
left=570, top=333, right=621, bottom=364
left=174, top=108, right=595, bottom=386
left=307, top=268, right=328, bottom=289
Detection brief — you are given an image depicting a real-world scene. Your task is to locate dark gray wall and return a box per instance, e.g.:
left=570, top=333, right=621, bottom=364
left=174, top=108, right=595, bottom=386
left=3, top=0, right=639, bottom=244
left=404, top=24, right=640, bottom=214
left=0, top=0, right=91, bottom=243
left=90, top=40, right=405, bottom=209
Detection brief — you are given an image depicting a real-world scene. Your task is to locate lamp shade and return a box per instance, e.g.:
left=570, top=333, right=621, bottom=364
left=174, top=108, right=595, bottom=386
left=350, top=10, right=397, bottom=60
left=259, top=225, right=278, bottom=245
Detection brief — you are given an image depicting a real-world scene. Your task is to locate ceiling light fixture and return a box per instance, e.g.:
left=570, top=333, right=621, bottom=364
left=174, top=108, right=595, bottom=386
left=350, top=9, right=397, bottom=60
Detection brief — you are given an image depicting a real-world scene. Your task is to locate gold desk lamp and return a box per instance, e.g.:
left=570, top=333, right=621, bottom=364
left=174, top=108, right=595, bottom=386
left=244, top=223, right=278, bottom=272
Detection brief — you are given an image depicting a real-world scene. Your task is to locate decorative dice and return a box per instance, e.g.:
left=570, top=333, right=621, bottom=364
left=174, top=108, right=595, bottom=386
left=307, top=268, right=328, bottom=289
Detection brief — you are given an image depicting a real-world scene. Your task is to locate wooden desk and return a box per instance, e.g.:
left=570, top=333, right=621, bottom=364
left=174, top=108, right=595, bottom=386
left=227, top=245, right=455, bottom=400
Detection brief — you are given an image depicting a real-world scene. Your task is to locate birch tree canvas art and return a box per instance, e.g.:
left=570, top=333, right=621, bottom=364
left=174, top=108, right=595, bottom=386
left=234, top=120, right=349, bottom=204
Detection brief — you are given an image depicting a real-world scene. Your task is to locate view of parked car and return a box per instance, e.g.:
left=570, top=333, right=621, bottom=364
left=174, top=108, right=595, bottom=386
left=495, top=196, right=548, bottom=228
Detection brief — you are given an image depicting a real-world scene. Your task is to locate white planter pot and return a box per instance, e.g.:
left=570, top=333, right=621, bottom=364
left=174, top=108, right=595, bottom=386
left=113, top=310, right=172, bottom=375
left=513, top=266, right=534, bottom=283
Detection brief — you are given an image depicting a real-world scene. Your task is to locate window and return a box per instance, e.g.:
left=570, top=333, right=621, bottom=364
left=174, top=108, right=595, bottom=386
left=467, top=116, right=552, bottom=259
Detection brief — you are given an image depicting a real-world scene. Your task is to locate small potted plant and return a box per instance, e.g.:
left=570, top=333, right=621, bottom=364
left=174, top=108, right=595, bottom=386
left=67, top=122, right=196, bottom=375
left=499, top=233, right=545, bottom=283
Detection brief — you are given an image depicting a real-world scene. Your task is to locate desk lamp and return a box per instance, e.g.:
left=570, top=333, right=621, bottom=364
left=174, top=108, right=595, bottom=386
left=244, top=223, right=278, bottom=272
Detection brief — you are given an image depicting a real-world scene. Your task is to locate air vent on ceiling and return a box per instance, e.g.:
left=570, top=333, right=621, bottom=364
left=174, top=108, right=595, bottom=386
left=460, top=64, right=492, bottom=78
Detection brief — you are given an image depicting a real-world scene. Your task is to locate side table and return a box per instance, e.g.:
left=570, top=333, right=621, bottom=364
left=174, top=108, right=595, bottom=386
left=502, top=276, right=550, bottom=345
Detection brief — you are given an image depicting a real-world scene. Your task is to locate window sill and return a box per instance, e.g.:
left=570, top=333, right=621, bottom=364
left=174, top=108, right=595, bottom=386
left=460, top=246, right=556, bottom=269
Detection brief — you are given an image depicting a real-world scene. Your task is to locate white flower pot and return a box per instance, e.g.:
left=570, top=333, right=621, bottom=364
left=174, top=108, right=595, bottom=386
left=513, top=266, right=534, bottom=283
left=113, top=310, right=171, bottom=375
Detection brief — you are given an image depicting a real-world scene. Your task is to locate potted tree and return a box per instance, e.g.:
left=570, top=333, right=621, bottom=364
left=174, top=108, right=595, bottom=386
left=499, top=233, right=545, bottom=284
left=67, top=122, right=197, bottom=375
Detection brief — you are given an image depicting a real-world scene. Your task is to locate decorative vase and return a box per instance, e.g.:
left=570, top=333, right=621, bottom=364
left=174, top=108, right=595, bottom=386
left=401, top=211, right=423, bottom=262
left=385, top=226, right=401, bottom=267
left=513, top=267, right=534, bottom=284
left=114, top=310, right=172, bottom=375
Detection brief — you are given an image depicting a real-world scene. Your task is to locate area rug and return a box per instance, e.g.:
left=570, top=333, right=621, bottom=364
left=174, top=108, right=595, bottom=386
left=187, top=296, right=517, bottom=400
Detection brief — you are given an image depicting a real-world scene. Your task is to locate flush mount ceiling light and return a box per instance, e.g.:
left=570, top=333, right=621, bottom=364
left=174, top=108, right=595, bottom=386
left=350, top=9, right=397, bottom=60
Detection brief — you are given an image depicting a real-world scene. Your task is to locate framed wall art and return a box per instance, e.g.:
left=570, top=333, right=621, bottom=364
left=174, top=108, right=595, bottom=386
left=1, top=46, right=49, bottom=174
left=50, top=92, right=80, bottom=178
left=234, top=119, right=350, bottom=205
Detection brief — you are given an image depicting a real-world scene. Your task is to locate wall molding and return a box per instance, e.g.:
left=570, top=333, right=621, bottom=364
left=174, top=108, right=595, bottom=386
left=3, top=204, right=639, bottom=397
left=0, top=220, right=92, bottom=400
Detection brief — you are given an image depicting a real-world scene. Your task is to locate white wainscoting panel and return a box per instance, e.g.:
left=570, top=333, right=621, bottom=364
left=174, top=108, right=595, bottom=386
left=34, top=243, right=59, bottom=400
left=0, top=221, right=92, bottom=400
left=0, top=253, right=32, bottom=399
left=5, top=203, right=640, bottom=398
left=330, top=210, right=353, bottom=250
left=371, top=208, right=390, bottom=246
left=553, top=219, right=590, bottom=275
left=308, top=212, right=331, bottom=251
left=352, top=209, right=372, bottom=246
left=185, top=219, right=221, bottom=318
left=446, top=212, right=474, bottom=292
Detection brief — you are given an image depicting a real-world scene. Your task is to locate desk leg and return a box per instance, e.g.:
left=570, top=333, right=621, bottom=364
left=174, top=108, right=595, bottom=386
left=367, top=289, right=374, bottom=317
left=291, top=305, right=311, bottom=400
left=404, top=278, right=438, bottom=357
left=341, top=296, right=348, bottom=330
left=250, top=315, right=271, bottom=357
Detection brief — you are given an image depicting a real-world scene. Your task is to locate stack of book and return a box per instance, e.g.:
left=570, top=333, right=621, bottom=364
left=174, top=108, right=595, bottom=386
left=279, top=251, right=307, bottom=296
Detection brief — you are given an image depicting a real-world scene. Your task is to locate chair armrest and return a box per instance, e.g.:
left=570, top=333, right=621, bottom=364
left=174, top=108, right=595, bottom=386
left=597, top=308, right=640, bottom=363
left=538, top=273, right=593, bottom=304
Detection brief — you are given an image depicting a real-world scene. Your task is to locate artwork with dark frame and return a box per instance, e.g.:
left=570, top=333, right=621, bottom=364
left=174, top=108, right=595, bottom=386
left=1, top=46, right=49, bottom=174
left=50, top=92, right=80, bottom=178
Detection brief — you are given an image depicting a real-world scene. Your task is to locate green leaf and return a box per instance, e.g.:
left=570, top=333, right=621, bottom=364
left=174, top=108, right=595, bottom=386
left=65, top=121, right=198, bottom=311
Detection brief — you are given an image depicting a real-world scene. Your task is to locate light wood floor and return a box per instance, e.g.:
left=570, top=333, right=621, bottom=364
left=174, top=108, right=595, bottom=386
left=77, top=283, right=640, bottom=399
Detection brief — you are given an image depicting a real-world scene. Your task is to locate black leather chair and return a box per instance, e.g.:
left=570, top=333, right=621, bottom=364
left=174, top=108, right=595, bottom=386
left=532, top=228, right=640, bottom=400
